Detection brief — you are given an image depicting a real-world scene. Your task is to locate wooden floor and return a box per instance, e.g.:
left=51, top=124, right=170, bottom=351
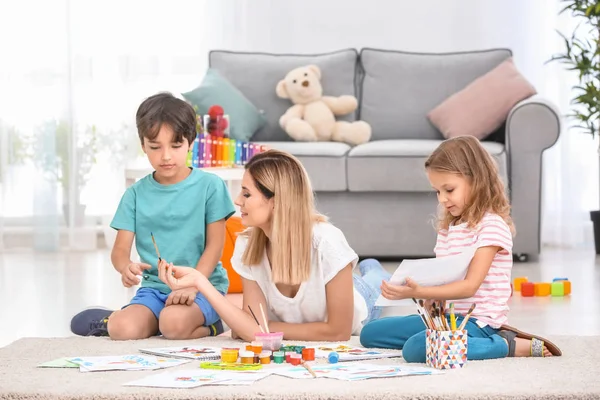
left=0, top=246, right=598, bottom=348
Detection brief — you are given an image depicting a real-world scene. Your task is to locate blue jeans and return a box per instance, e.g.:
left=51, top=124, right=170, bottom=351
left=353, top=258, right=391, bottom=324
left=360, top=314, right=509, bottom=362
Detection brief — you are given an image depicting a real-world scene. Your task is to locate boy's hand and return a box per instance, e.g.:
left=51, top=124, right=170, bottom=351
left=381, top=278, right=421, bottom=300
left=120, top=262, right=151, bottom=288
left=166, top=288, right=198, bottom=306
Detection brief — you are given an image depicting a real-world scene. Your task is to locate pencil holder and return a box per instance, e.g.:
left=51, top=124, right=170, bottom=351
left=425, top=329, right=468, bottom=370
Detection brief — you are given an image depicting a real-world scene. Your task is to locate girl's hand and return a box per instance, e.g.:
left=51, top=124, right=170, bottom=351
left=381, top=278, right=421, bottom=300
left=158, top=260, right=208, bottom=292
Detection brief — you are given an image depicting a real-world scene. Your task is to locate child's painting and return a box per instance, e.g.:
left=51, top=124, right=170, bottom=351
left=274, top=362, right=441, bottom=381
left=68, top=354, right=189, bottom=372
left=123, top=368, right=272, bottom=388
left=314, top=345, right=402, bottom=361
left=139, top=346, right=221, bottom=360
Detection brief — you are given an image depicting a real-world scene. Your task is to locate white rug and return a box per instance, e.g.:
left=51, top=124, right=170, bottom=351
left=0, top=335, right=598, bottom=400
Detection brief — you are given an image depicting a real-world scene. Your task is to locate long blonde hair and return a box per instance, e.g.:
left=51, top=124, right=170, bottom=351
left=424, top=136, right=515, bottom=235
left=240, top=149, right=327, bottom=285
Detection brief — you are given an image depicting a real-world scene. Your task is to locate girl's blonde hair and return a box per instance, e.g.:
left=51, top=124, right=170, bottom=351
left=240, top=149, right=327, bottom=285
left=424, top=136, right=515, bottom=235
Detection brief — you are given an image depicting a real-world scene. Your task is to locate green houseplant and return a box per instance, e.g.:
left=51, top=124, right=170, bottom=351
left=548, top=0, right=600, bottom=253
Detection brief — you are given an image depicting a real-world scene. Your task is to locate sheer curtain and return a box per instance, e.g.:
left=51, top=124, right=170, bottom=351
left=537, top=1, right=598, bottom=249
left=0, top=0, right=236, bottom=251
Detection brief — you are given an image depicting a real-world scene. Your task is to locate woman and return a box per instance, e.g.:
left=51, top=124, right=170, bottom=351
left=159, top=149, right=390, bottom=342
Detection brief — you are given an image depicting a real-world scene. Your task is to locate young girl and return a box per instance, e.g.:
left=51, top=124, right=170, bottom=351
left=359, top=136, right=561, bottom=360
left=159, top=149, right=391, bottom=342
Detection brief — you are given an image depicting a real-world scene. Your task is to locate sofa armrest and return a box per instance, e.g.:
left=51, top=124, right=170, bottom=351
left=505, top=95, right=562, bottom=259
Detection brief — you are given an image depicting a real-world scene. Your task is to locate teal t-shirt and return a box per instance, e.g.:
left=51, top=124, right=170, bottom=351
left=110, top=168, right=236, bottom=294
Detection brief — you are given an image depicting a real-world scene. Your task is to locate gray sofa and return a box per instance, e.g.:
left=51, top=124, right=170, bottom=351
left=209, top=48, right=561, bottom=261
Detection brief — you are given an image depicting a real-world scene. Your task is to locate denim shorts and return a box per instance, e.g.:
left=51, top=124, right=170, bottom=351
left=125, top=287, right=222, bottom=326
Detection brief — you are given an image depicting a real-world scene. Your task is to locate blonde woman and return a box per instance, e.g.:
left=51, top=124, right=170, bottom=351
left=159, top=149, right=390, bottom=341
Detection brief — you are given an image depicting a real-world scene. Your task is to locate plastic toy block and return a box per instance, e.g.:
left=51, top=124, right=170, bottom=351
left=534, top=282, right=551, bottom=296
left=562, top=280, right=571, bottom=295
left=521, top=282, right=535, bottom=297
left=513, top=277, right=528, bottom=291
left=551, top=282, right=564, bottom=296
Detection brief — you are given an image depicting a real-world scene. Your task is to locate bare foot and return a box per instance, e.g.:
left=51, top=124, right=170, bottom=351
left=502, top=335, right=553, bottom=357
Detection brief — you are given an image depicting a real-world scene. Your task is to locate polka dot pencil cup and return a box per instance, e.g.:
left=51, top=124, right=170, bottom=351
left=425, top=329, right=468, bottom=370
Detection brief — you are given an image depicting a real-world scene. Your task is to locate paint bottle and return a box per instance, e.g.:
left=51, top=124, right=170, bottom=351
left=251, top=340, right=263, bottom=355
left=285, top=351, right=295, bottom=363
left=290, top=353, right=302, bottom=366
left=328, top=351, right=339, bottom=364
left=240, top=350, right=255, bottom=364
left=272, top=351, right=285, bottom=364
left=302, top=347, right=315, bottom=361
left=259, top=351, right=272, bottom=364
left=220, top=348, right=239, bottom=363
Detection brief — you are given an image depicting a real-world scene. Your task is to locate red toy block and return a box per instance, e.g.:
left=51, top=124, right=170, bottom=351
left=521, top=282, right=535, bottom=297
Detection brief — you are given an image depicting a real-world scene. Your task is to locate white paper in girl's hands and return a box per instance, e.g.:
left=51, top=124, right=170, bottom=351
left=375, top=247, right=477, bottom=306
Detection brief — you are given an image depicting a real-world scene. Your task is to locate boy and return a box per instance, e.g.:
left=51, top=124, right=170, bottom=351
left=70, top=92, right=235, bottom=339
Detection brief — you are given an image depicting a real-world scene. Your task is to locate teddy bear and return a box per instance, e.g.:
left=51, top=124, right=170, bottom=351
left=276, top=65, right=371, bottom=146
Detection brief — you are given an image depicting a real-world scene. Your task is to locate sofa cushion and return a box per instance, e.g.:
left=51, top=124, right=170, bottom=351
left=358, top=48, right=513, bottom=141
left=427, top=57, right=537, bottom=140
left=209, top=49, right=359, bottom=142
left=255, top=141, right=350, bottom=191
left=347, top=140, right=507, bottom=192
left=182, top=68, right=267, bottom=142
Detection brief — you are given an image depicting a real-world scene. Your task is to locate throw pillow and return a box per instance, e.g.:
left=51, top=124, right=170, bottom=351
left=182, top=68, right=267, bottom=142
left=427, top=57, right=537, bottom=140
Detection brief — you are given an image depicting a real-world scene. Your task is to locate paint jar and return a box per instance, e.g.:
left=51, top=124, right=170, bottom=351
left=220, top=347, right=239, bottom=363
left=245, top=344, right=253, bottom=352
left=273, top=351, right=285, bottom=364
left=290, top=353, right=302, bottom=366
left=259, top=351, right=272, bottom=364
left=302, top=347, right=315, bottom=361
left=285, top=351, right=295, bottom=363
left=328, top=351, right=339, bottom=364
left=426, top=329, right=468, bottom=370
left=240, top=350, right=255, bottom=364
left=251, top=340, right=263, bottom=354
left=254, top=331, right=284, bottom=351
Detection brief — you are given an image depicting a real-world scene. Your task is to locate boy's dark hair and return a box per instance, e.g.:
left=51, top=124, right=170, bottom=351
left=136, top=92, right=197, bottom=145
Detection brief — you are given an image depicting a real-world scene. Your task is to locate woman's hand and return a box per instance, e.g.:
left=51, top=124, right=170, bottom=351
left=381, top=278, right=421, bottom=300
left=158, top=259, right=208, bottom=293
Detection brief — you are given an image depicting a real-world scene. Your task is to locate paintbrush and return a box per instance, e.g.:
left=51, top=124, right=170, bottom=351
left=457, top=303, right=476, bottom=331
left=151, top=232, right=161, bottom=262
left=412, top=298, right=430, bottom=329
left=247, top=305, right=265, bottom=333
left=302, top=362, right=317, bottom=378
left=259, top=303, right=270, bottom=333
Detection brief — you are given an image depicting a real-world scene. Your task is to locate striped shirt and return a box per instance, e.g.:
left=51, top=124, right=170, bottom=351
left=434, top=213, right=513, bottom=328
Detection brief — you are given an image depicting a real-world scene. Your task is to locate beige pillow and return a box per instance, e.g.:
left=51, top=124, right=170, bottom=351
left=427, top=57, right=537, bottom=140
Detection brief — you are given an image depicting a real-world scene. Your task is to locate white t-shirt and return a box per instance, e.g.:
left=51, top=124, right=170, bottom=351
left=231, top=222, right=368, bottom=335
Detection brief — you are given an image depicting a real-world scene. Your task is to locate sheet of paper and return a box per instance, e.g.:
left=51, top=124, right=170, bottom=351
left=375, top=247, right=476, bottom=307
left=273, top=363, right=441, bottom=381
left=313, top=344, right=401, bottom=361
left=68, top=355, right=190, bottom=372
left=37, top=357, right=79, bottom=368
left=123, top=369, right=272, bottom=388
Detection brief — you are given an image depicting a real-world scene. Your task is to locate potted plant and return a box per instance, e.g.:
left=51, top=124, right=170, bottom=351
left=548, top=0, right=600, bottom=253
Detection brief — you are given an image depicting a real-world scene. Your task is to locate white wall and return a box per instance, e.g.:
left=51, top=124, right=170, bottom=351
left=218, top=0, right=550, bottom=89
